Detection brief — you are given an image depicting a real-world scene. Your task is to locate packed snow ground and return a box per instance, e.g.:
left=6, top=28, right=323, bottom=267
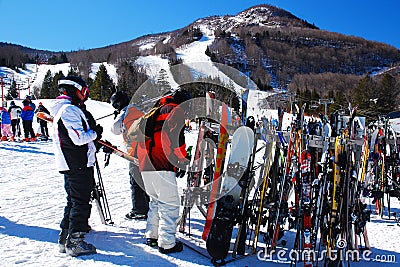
left=1, top=98, right=400, bottom=267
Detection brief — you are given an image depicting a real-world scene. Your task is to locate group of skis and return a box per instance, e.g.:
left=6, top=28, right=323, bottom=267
left=178, top=103, right=400, bottom=267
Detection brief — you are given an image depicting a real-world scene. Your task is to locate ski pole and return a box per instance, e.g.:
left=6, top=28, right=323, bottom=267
left=95, top=93, right=174, bottom=121
left=95, top=112, right=115, bottom=121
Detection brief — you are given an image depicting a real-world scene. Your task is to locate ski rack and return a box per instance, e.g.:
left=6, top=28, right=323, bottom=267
left=385, top=131, right=400, bottom=145
left=305, top=134, right=365, bottom=149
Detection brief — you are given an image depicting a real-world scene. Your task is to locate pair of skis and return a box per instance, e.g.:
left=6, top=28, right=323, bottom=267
left=178, top=119, right=217, bottom=234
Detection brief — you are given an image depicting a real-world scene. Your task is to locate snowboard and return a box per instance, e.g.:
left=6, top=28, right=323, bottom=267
left=36, top=111, right=54, bottom=123
left=206, top=125, right=255, bottom=263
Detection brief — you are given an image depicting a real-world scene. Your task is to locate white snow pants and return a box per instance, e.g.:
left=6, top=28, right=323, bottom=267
left=142, top=171, right=180, bottom=249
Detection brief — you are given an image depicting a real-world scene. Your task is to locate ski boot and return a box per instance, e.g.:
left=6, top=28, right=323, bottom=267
left=58, top=229, right=68, bottom=253
left=125, top=210, right=148, bottom=220
left=146, top=238, right=158, bottom=247
left=158, top=241, right=183, bottom=254
left=65, top=232, right=96, bottom=257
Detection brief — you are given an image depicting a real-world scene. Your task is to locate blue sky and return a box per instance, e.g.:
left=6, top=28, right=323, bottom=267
left=1, top=0, right=399, bottom=51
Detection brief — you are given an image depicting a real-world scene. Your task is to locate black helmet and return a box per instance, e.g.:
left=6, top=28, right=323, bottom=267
left=172, top=89, right=192, bottom=105
left=10, top=101, right=15, bottom=106
left=58, top=76, right=89, bottom=103
left=110, top=90, right=130, bottom=111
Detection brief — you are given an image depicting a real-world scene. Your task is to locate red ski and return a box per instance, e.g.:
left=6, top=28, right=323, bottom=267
left=202, top=103, right=230, bottom=241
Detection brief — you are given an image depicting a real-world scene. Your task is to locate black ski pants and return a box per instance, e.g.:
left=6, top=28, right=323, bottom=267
left=22, top=120, right=35, bottom=139
left=60, top=167, right=94, bottom=234
left=39, top=120, right=49, bottom=137
left=11, top=119, right=21, bottom=137
left=129, top=162, right=149, bottom=215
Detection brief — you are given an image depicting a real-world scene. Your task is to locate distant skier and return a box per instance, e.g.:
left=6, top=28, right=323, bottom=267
left=20, top=99, right=36, bottom=142
left=49, top=76, right=103, bottom=257
left=0, top=106, right=13, bottom=141
left=109, top=90, right=149, bottom=220
left=8, top=101, right=22, bottom=138
left=35, top=102, right=50, bottom=140
left=25, top=95, right=36, bottom=110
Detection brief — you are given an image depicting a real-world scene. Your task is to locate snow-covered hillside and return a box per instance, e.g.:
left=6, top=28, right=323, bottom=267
left=0, top=63, right=118, bottom=101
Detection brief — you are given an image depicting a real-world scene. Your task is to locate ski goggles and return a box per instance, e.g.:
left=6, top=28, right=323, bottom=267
left=58, top=79, right=90, bottom=101
left=78, top=86, right=90, bottom=101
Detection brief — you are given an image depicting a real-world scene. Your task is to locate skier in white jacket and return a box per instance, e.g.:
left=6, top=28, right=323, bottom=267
left=49, top=76, right=103, bottom=257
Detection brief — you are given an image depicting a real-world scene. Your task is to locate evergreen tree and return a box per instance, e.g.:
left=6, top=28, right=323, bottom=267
left=117, top=61, right=147, bottom=97
left=67, top=66, right=79, bottom=76
left=51, top=71, right=65, bottom=98
left=40, top=70, right=53, bottom=98
left=7, top=80, right=18, bottom=99
left=352, top=75, right=378, bottom=118
left=60, top=53, right=68, bottom=63
left=377, top=73, right=399, bottom=114
left=157, top=69, right=171, bottom=90
left=90, top=64, right=115, bottom=101
left=155, top=68, right=171, bottom=96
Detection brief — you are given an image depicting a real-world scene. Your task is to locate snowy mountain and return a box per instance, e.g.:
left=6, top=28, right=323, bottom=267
left=2, top=4, right=400, bottom=99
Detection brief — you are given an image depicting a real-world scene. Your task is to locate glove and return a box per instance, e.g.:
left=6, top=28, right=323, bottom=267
left=176, top=168, right=186, bottom=178
left=94, top=124, right=103, bottom=141
left=113, top=109, right=120, bottom=119
left=101, top=140, right=115, bottom=154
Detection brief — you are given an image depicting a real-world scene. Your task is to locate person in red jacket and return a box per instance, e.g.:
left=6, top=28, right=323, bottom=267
left=137, top=89, right=191, bottom=254
left=21, top=99, right=36, bottom=141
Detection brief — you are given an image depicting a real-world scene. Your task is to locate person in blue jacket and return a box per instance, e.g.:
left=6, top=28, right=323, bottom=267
left=21, top=99, right=36, bottom=141
left=0, top=107, right=13, bottom=141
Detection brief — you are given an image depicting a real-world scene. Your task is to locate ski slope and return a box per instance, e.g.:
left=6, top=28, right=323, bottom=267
left=1, top=98, right=400, bottom=267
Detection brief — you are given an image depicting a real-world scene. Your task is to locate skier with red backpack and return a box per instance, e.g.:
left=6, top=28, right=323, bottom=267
left=137, top=89, right=191, bottom=254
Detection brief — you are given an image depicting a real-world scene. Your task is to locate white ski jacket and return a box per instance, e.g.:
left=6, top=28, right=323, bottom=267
left=49, top=97, right=98, bottom=172
left=8, top=105, right=22, bottom=120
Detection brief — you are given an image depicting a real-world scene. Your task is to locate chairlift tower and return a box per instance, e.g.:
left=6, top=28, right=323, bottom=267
left=318, top=98, right=334, bottom=115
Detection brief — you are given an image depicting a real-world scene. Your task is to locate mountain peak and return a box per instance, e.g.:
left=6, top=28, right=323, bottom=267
left=233, top=4, right=317, bottom=29
left=192, top=4, right=317, bottom=34
left=237, top=4, right=294, bottom=19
